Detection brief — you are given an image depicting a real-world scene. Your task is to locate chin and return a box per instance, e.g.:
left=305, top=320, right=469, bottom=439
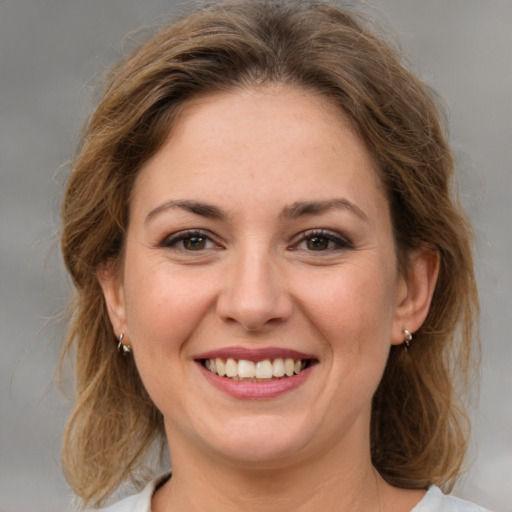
left=194, top=414, right=321, bottom=468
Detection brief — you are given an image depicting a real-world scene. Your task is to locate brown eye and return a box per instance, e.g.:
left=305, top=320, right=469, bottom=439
left=292, top=229, right=353, bottom=253
left=183, top=236, right=207, bottom=250
left=306, top=236, right=330, bottom=251
left=161, top=230, right=218, bottom=251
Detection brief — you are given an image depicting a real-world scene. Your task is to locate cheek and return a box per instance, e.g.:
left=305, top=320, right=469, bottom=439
left=122, top=262, right=218, bottom=412
left=301, top=262, right=398, bottom=354
left=123, top=258, right=216, bottom=355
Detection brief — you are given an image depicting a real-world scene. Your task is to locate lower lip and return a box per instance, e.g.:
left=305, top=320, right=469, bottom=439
left=197, top=362, right=314, bottom=400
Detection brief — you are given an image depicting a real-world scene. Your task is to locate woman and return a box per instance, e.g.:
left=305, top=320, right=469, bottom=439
left=60, top=1, right=487, bottom=510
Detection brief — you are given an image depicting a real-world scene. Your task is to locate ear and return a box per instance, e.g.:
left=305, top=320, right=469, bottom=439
left=97, top=262, right=128, bottom=338
left=391, top=247, right=440, bottom=345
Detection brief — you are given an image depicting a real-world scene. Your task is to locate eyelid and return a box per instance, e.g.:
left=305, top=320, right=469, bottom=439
left=158, top=228, right=352, bottom=252
left=290, top=228, right=353, bottom=251
left=160, top=229, right=222, bottom=250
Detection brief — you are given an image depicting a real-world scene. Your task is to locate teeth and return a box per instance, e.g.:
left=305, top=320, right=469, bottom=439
left=284, top=358, right=295, bottom=377
left=255, top=360, right=273, bottom=379
left=272, top=358, right=285, bottom=377
left=238, top=359, right=256, bottom=378
left=216, top=358, right=226, bottom=377
left=225, top=358, right=238, bottom=378
left=204, top=357, right=309, bottom=380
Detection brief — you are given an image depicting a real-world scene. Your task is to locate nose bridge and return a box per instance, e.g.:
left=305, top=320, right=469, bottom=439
left=217, top=239, right=292, bottom=331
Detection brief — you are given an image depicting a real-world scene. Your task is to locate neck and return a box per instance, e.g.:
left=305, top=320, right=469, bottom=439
left=153, top=421, right=386, bottom=512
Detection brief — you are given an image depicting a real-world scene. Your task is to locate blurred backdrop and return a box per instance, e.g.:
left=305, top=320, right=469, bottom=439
left=1, top=1, right=511, bottom=511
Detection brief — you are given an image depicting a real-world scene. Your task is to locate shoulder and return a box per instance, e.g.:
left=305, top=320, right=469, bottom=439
left=96, top=492, right=146, bottom=512
left=412, top=486, right=493, bottom=512
left=95, top=474, right=170, bottom=512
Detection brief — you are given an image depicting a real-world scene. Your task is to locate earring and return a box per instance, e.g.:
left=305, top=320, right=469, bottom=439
left=117, top=333, right=131, bottom=354
left=403, top=328, right=413, bottom=350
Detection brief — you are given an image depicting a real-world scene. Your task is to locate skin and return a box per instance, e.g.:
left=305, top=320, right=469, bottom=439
left=99, top=86, right=438, bottom=511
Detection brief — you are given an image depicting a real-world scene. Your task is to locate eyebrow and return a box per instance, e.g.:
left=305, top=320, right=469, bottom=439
left=145, top=197, right=368, bottom=224
left=280, top=199, right=369, bottom=222
left=145, top=200, right=226, bottom=223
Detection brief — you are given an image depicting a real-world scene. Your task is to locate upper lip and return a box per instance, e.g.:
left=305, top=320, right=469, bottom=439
left=194, top=346, right=317, bottom=362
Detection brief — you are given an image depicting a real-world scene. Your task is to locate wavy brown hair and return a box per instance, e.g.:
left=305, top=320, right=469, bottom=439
left=60, top=0, right=479, bottom=507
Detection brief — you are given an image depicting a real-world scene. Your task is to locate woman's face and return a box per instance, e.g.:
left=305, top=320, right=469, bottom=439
left=101, top=87, right=416, bottom=468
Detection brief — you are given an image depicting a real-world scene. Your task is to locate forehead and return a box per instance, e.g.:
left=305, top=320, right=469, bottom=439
left=167, top=86, right=370, bottom=167
left=132, top=86, right=386, bottom=222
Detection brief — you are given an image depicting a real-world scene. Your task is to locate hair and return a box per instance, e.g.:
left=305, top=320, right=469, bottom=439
left=60, top=0, right=479, bottom=507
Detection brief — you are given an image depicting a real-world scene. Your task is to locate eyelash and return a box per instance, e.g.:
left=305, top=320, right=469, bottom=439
left=291, top=229, right=353, bottom=252
left=160, top=230, right=220, bottom=251
left=160, top=228, right=352, bottom=253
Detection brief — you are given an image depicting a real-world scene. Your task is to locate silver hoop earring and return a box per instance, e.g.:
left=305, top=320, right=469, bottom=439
left=117, top=333, right=131, bottom=354
left=403, top=328, right=413, bottom=350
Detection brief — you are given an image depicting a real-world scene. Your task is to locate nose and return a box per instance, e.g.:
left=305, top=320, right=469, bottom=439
left=216, top=248, right=293, bottom=332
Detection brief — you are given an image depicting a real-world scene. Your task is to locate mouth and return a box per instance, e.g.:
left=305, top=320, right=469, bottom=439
left=194, top=348, right=318, bottom=399
left=199, top=357, right=316, bottom=382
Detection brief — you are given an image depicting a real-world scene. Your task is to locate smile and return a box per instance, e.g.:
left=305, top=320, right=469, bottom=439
left=201, top=357, right=312, bottom=381
left=195, top=349, right=318, bottom=399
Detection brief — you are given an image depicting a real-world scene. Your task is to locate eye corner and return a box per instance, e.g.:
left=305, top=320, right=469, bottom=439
left=159, top=229, right=223, bottom=252
left=291, top=228, right=353, bottom=253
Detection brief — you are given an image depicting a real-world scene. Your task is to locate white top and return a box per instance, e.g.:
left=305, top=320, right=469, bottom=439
left=97, top=475, right=492, bottom=512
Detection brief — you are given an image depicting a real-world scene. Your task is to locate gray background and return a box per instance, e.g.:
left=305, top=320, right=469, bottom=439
left=1, top=1, right=511, bottom=511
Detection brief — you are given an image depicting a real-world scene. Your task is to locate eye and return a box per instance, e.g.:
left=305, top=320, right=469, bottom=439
left=293, top=229, right=352, bottom=252
left=304, top=235, right=331, bottom=251
left=161, top=230, right=218, bottom=251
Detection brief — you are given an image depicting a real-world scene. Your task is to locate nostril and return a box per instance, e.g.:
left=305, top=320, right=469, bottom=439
left=215, top=254, right=294, bottom=331
left=217, top=286, right=293, bottom=329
